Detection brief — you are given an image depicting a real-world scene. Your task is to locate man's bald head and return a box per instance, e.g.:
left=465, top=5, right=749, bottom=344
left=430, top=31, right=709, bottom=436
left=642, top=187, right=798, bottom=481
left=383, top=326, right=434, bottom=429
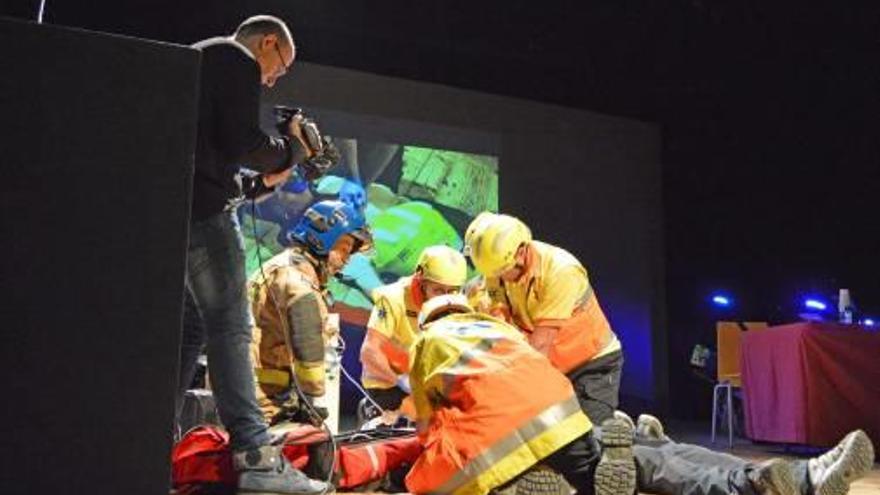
left=234, top=15, right=295, bottom=88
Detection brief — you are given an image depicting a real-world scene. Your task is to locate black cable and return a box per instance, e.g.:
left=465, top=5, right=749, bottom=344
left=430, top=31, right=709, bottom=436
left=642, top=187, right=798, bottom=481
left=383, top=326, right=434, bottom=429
left=249, top=193, right=411, bottom=487
left=249, top=196, right=387, bottom=415
left=335, top=333, right=386, bottom=414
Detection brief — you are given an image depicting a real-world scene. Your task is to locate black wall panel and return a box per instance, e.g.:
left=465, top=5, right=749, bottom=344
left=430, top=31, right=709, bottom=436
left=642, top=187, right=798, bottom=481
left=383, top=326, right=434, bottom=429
left=0, top=18, right=199, bottom=493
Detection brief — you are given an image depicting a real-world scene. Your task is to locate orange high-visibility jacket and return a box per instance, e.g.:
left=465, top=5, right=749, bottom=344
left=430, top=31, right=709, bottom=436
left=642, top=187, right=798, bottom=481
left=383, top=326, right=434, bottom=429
left=248, top=247, right=333, bottom=421
left=405, top=312, right=592, bottom=495
left=486, top=241, right=617, bottom=373
left=360, top=275, right=422, bottom=390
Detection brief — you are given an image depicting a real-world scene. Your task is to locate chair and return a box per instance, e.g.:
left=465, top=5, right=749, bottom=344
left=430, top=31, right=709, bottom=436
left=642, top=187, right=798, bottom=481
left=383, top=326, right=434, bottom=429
left=711, top=321, right=767, bottom=447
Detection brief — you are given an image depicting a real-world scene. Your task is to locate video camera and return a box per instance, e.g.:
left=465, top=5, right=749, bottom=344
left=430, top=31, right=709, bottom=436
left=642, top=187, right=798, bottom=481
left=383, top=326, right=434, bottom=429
left=273, top=106, right=339, bottom=181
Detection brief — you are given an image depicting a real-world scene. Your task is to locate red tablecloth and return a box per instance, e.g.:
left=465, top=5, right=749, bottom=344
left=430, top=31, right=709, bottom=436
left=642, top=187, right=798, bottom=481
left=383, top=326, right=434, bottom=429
left=741, top=322, right=880, bottom=448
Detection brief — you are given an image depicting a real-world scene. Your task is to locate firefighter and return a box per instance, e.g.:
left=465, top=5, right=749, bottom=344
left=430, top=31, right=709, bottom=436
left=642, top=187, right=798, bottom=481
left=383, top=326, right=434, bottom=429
left=359, top=245, right=467, bottom=418
left=406, top=294, right=632, bottom=495
left=249, top=200, right=371, bottom=424
left=465, top=212, right=623, bottom=423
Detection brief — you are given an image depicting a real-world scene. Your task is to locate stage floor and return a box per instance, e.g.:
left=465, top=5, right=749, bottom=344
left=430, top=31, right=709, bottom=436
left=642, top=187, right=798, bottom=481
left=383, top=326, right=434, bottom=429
left=338, top=421, right=879, bottom=495
left=335, top=417, right=880, bottom=494
left=189, top=416, right=879, bottom=494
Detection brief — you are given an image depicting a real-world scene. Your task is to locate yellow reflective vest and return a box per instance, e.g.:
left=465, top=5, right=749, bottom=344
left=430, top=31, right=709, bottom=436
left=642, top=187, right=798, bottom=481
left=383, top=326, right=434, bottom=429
left=485, top=241, right=620, bottom=373
left=405, top=312, right=592, bottom=495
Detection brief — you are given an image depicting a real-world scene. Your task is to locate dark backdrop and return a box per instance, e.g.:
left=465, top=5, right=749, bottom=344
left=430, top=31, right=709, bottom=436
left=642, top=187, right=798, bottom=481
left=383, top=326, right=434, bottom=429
left=3, top=0, right=878, bottom=420
left=267, top=63, right=665, bottom=411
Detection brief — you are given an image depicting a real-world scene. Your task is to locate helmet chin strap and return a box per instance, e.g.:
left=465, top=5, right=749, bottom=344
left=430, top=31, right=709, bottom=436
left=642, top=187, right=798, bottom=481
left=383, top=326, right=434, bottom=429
left=505, top=243, right=532, bottom=282
left=410, top=272, right=426, bottom=309
left=293, top=243, right=332, bottom=286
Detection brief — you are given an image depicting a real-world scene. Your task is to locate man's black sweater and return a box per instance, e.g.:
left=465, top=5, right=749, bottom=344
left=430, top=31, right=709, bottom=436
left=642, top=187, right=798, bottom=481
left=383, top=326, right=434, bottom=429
left=190, top=37, right=304, bottom=221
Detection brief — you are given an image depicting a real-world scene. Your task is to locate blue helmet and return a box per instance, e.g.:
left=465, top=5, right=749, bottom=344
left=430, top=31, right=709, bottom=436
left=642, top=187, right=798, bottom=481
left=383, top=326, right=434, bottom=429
left=288, top=200, right=372, bottom=256
left=338, top=179, right=367, bottom=212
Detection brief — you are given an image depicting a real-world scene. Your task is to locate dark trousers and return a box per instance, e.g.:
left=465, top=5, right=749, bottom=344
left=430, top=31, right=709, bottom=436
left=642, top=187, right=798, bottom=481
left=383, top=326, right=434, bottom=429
left=366, top=386, right=407, bottom=410
left=567, top=350, right=624, bottom=424
left=543, top=429, right=813, bottom=495
left=178, top=211, right=270, bottom=451
left=633, top=437, right=811, bottom=495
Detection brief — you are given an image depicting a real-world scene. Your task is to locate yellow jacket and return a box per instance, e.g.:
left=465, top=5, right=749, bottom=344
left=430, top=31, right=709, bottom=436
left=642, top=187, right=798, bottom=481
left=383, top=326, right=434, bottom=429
left=405, top=312, right=592, bottom=495
left=359, top=275, right=421, bottom=390
left=485, top=241, right=620, bottom=373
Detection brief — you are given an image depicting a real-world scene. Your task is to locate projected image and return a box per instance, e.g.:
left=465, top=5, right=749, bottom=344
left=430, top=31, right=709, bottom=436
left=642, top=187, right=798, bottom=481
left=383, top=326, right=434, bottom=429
left=240, top=137, right=499, bottom=314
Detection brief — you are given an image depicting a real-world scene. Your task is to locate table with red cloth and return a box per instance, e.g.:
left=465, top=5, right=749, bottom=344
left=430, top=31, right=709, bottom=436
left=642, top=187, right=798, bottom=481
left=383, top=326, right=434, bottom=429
left=741, top=322, right=880, bottom=448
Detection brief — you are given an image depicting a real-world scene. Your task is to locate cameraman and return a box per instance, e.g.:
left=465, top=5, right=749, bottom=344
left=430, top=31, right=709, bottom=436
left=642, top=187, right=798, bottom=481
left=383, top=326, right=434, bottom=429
left=178, top=15, right=329, bottom=494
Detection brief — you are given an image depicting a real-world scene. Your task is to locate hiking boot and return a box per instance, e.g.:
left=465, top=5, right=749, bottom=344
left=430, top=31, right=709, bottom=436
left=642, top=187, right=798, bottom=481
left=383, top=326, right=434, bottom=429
left=594, top=418, right=637, bottom=495
left=233, top=445, right=329, bottom=495
left=748, top=458, right=797, bottom=495
left=492, top=466, right=571, bottom=495
left=613, top=410, right=635, bottom=431
left=809, top=430, right=875, bottom=495
left=636, top=414, right=669, bottom=442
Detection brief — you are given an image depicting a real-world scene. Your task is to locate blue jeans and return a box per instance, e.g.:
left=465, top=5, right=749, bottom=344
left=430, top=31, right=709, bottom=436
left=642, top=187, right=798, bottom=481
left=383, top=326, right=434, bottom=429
left=178, top=209, right=269, bottom=451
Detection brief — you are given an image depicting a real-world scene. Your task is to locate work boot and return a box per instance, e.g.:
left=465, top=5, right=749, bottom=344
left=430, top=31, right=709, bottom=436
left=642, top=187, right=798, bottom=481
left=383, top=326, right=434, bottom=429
left=636, top=414, right=670, bottom=442
left=492, top=466, right=571, bottom=495
left=809, top=430, right=875, bottom=495
left=748, top=458, right=797, bottom=495
left=613, top=410, right=635, bottom=431
left=233, top=445, right=329, bottom=495
left=594, top=418, right=637, bottom=495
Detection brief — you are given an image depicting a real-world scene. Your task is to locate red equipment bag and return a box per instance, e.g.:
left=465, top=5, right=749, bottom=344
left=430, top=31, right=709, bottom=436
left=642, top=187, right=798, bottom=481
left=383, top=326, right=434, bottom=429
left=332, top=429, right=423, bottom=489
left=171, top=425, right=421, bottom=492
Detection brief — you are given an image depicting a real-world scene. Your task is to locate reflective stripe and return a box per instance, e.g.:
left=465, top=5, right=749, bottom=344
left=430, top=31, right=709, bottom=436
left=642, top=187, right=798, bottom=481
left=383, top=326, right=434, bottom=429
left=458, top=407, right=590, bottom=495
left=296, top=361, right=324, bottom=380
left=573, top=284, right=594, bottom=310
left=365, top=445, right=380, bottom=479
left=444, top=336, right=500, bottom=374
left=255, top=368, right=290, bottom=387
left=433, top=396, right=586, bottom=495
left=295, top=361, right=325, bottom=394
left=361, top=370, right=399, bottom=388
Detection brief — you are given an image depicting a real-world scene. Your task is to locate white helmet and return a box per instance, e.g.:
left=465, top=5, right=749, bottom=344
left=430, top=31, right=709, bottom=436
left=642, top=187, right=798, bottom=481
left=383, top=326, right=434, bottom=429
left=417, top=293, right=473, bottom=329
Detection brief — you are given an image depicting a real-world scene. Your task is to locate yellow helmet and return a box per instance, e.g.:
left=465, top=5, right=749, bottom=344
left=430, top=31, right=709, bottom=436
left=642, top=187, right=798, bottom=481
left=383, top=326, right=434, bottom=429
left=466, top=213, right=532, bottom=277
left=417, top=245, right=467, bottom=287
left=463, top=211, right=495, bottom=256
left=417, top=293, right=473, bottom=329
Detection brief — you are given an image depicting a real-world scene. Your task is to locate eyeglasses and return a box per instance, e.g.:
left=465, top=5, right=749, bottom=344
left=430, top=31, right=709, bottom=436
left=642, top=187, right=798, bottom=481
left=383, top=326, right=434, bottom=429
left=273, top=42, right=289, bottom=76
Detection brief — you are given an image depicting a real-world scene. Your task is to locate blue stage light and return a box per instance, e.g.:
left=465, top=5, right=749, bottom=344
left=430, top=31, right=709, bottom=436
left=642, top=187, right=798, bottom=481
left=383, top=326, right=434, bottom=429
left=862, top=318, right=875, bottom=327
left=711, top=295, right=731, bottom=307
left=804, top=299, right=827, bottom=311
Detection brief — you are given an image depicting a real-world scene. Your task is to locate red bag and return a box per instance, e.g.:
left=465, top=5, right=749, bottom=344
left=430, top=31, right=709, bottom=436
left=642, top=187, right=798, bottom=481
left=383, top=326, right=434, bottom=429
left=171, top=425, right=422, bottom=491
left=333, top=430, right=423, bottom=488
left=171, top=426, right=235, bottom=486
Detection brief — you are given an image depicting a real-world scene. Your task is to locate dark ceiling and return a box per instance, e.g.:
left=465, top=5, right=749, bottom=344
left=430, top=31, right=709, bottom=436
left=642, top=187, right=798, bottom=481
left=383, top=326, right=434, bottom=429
left=6, top=1, right=878, bottom=121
